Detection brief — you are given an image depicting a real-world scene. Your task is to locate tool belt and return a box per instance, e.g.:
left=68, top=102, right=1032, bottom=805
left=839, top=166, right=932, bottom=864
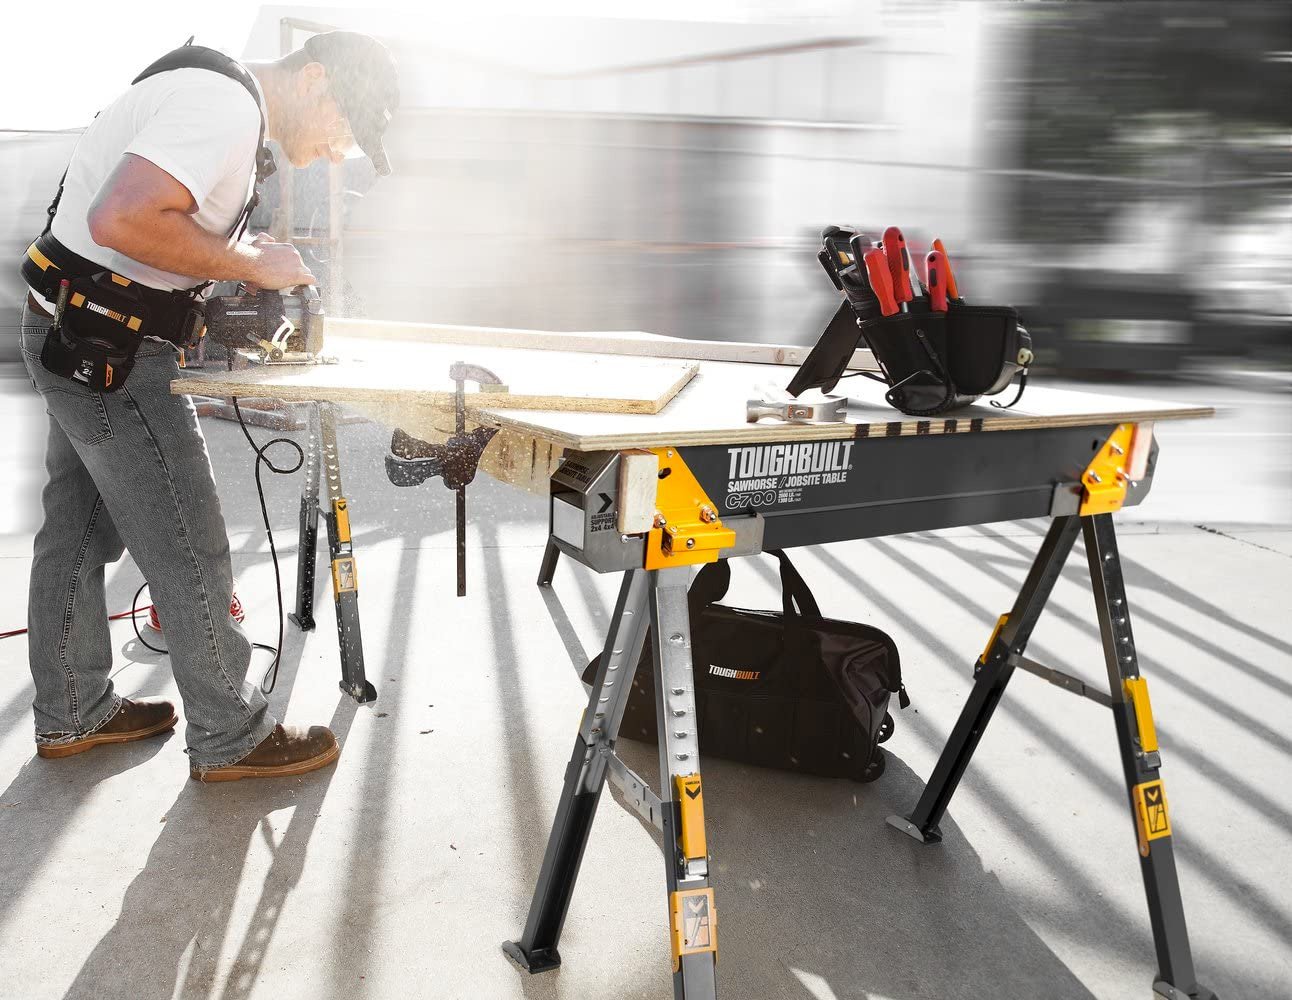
left=21, top=234, right=205, bottom=393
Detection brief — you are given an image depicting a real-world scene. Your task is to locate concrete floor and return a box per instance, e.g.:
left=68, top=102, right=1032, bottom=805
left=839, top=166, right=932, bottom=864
left=0, top=385, right=1289, bottom=1000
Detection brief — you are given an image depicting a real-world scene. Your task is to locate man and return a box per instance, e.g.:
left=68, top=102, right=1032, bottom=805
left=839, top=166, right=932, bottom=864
left=19, top=32, right=398, bottom=781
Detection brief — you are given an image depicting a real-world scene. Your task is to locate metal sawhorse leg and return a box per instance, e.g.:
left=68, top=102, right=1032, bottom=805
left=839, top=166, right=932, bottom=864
left=288, top=401, right=376, bottom=703
left=536, top=538, right=561, bottom=587
left=889, top=513, right=1217, bottom=1000
left=504, top=567, right=719, bottom=999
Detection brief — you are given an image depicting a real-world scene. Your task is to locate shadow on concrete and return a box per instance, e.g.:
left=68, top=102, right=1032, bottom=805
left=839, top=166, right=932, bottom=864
left=539, top=580, right=591, bottom=677
left=318, top=535, right=422, bottom=1000
left=825, top=536, right=1292, bottom=955
left=916, top=531, right=1292, bottom=830
left=975, top=521, right=1292, bottom=699
left=59, top=696, right=358, bottom=1000
left=607, top=736, right=1100, bottom=1000
left=0, top=730, right=174, bottom=930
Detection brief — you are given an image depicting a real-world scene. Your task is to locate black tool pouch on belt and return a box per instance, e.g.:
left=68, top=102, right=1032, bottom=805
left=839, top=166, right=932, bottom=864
left=584, top=551, right=908, bottom=783
left=38, top=274, right=157, bottom=393
left=858, top=300, right=1032, bottom=416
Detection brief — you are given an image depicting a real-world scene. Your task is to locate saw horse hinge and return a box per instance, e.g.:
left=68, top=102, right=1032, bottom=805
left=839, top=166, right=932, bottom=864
left=383, top=362, right=506, bottom=596
left=1080, top=423, right=1138, bottom=516
left=645, top=447, right=736, bottom=570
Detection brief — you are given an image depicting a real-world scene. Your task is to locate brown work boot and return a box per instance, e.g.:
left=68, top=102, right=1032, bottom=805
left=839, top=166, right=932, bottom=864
left=190, top=724, right=339, bottom=783
left=36, top=697, right=178, bottom=759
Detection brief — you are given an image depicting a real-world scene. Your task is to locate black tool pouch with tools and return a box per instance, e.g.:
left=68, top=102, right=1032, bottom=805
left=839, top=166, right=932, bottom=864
left=858, top=300, right=1032, bottom=416
left=585, top=551, right=908, bottom=783
left=22, top=237, right=205, bottom=393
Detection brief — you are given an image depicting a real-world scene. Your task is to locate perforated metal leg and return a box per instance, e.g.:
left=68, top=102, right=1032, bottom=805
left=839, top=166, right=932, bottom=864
left=319, top=403, right=374, bottom=703
left=1084, top=515, right=1215, bottom=1000
left=288, top=403, right=322, bottom=632
left=650, top=567, right=718, bottom=1000
left=504, top=570, right=651, bottom=973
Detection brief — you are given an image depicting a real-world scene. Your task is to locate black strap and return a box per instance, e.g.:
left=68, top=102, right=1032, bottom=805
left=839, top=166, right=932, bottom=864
left=689, top=550, right=822, bottom=621
left=41, top=39, right=275, bottom=295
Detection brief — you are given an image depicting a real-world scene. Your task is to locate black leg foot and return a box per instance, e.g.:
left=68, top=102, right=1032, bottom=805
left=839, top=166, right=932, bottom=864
left=288, top=612, right=315, bottom=632
left=339, top=679, right=378, bottom=704
left=886, top=814, right=942, bottom=844
left=502, top=940, right=562, bottom=975
left=1154, top=979, right=1219, bottom=1000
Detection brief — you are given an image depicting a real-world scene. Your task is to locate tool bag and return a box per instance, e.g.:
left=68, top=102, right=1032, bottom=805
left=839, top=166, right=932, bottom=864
left=586, top=551, right=908, bottom=782
left=857, top=299, right=1033, bottom=416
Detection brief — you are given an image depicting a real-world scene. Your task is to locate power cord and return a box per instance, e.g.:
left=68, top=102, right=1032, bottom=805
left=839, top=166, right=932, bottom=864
left=128, top=581, right=279, bottom=662
left=230, top=397, right=304, bottom=694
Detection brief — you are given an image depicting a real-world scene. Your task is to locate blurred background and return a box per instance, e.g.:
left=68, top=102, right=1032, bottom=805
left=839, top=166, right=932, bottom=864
left=2, top=0, right=1289, bottom=523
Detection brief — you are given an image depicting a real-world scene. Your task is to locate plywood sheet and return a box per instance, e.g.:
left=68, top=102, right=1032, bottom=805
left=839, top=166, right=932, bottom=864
left=172, top=336, right=697, bottom=415
left=484, top=365, right=1215, bottom=451
left=325, top=317, right=878, bottom=372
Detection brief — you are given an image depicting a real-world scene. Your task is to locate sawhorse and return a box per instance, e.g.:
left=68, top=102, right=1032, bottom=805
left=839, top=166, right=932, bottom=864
left=505, top=426, right=1217, bottom=1000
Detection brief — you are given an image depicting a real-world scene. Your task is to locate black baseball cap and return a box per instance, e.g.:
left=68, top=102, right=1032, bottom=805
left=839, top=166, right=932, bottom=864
left=303, top=31, right=399, bottom=176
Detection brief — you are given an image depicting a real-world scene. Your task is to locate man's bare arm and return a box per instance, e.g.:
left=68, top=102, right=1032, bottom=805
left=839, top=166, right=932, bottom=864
left=86, top=154, right=314, bottom=290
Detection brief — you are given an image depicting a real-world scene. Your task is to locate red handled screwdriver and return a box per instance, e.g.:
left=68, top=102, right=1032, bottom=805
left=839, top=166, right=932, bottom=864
left=881, top=226, right=914, bottom=310
left=862, top=248, right=899, bottom=316
left=926, top=250, right=948, bottom=312
left=931, top=238, right=962, bottom=302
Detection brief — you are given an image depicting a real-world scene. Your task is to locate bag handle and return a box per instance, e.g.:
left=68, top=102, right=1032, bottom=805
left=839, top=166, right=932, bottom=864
left=771, top=550, right=822, bottom=619
left=687, top=550, right=821, bottom=620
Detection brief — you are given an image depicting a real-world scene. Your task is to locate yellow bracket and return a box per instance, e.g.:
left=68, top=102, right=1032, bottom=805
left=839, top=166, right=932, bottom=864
left=1123, top=677, right=1159, bottom=754
left=644, top=448, right=735, bottom=570
left=1080, top=423, right=1137, bottom=516
left=1133, top=779, right=1171, bottom=856
left=670, top=887, right=717, bottom=970
left=332, top=497, right=352, bottom=544
left=979, top=613, right=1009, bottom=665
left=675, top=774, right=708, bottom=862
left=332, top=556, right=357, bottom=595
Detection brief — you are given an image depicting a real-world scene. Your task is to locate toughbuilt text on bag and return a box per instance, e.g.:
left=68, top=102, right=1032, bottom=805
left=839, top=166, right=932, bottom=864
left=586, top=551, right=908, bottom=782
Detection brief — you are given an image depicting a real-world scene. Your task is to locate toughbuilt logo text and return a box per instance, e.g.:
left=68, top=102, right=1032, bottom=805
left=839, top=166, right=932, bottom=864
left=724, top=441, right=854, bottom=505
left=709, top=665, right=761, bottom=681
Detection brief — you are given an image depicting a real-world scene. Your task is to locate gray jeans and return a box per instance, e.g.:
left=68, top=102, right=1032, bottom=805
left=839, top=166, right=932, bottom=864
left=20, top=303, right=276, bottom=769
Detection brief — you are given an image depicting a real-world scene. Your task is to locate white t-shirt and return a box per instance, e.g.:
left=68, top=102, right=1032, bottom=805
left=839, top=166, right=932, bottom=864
left=31, top=64, right=264, bottom=308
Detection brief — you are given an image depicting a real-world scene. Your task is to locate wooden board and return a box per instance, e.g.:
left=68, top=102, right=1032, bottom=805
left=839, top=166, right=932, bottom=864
left=324, top=317, right=879, bottom=372
left=483, top=364, right=1215, bottom=451
left=172, top=336, right=697, bottom=415
left=171, top=329, right=1213, bottom=494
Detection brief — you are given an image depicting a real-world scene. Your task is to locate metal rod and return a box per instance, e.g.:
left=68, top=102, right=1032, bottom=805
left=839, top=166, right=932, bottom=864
left=456, top=486, right=467, bottom=597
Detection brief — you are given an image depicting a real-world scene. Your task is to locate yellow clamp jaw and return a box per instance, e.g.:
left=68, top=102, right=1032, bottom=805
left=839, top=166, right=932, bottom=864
left=645, top=448, right=735, bottom=570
